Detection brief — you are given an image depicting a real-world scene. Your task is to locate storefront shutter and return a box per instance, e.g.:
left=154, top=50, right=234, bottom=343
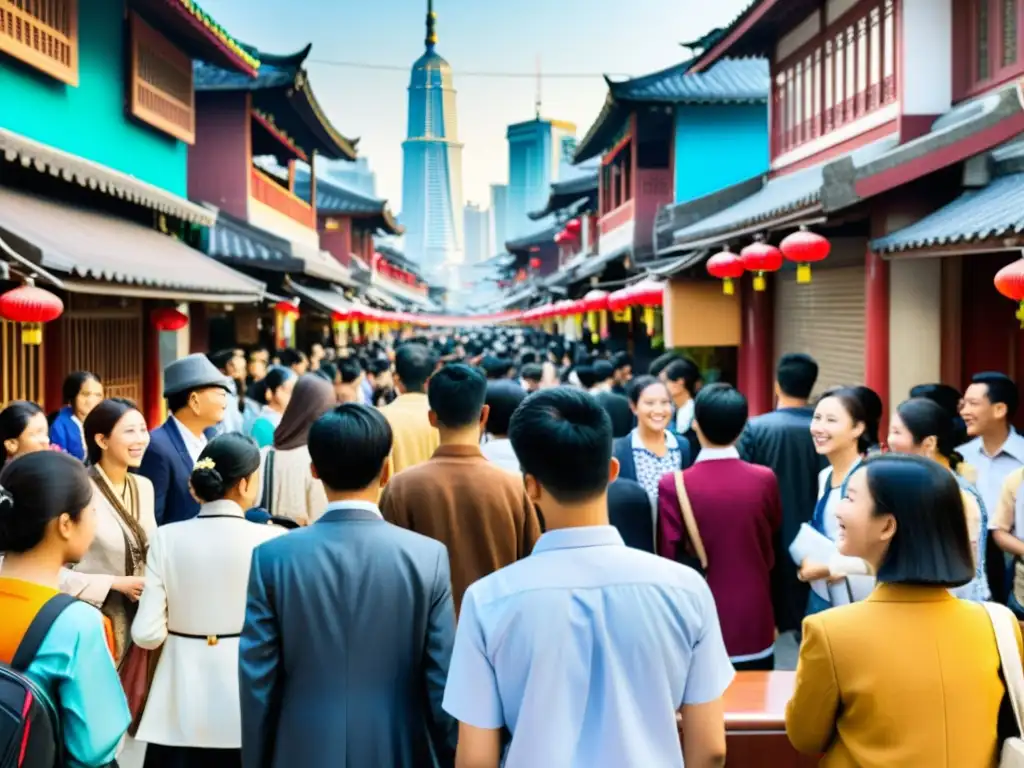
left=774, top=265, right=865, bottom=396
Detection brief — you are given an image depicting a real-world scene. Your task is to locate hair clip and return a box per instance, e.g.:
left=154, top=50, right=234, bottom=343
left=195, top=457, right=216, bottom=471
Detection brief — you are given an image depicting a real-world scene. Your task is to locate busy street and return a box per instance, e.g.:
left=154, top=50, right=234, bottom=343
left=4, top=0, right=1024, bottom=767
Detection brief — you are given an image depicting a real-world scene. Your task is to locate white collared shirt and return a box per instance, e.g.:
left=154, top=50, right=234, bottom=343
left=693, top=445, right=740, bottom=464
left=675, top=399, right=695, bottom=434
left=172, top=416, right=208, bottom=465
left=480, top=438, right=520, bottom=474
left=324, top=499, right=383, bottom=519
left=959, top=430, right=1024, bottom=529
left=198, top=498, right=245, bottom=518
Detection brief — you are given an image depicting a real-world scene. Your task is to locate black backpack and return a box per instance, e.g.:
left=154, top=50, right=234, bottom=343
left=0, top=593, right=75, bottom=768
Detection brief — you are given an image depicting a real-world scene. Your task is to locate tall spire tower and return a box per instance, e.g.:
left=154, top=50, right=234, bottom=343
left=401, top=0, right=465, bottom=281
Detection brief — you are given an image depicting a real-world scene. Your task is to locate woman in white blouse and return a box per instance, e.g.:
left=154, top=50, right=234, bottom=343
left=132, top=433, right=283, bottom=768
left=77, top=397, right=156, bottom=665
left=257, top=374, right=335, bottom=525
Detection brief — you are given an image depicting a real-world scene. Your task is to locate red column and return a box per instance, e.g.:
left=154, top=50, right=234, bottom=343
left=738, top=277, right=773, bottom=416
left=142, top=302, right=163, bottom=429
left=865, top=250, right=890, bottom=436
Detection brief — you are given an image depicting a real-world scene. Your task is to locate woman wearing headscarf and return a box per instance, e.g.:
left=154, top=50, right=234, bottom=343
left=256, top=374, right=336, bottom=526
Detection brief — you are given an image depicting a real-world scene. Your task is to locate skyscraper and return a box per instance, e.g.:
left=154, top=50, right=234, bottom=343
left=401, top=0, right=464, bottom=281
left=325, top=157, right=377, bottom=197
left=463, top=203, right=490, bottom=265
left=506, top=118, right=576, bottom=240
left=489, top=183, right=508, bottom=254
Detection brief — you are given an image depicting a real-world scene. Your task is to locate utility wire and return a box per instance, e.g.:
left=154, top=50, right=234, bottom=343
left=308, top=58, right=630, bottom=79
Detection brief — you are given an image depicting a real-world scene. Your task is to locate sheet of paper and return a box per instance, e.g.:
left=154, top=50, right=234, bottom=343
left=789, top=523, right=838, bottom=602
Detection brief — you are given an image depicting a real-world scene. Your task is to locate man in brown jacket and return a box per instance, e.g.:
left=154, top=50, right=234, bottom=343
left=381, top=363, right=541, bottom=612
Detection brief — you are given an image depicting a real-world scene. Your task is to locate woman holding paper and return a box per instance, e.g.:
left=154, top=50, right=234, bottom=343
left=797, top=387, right=876, bottom=615
left=786, top=455, right=1019, bottom=767
left=887, top=397, right=989, bottom=601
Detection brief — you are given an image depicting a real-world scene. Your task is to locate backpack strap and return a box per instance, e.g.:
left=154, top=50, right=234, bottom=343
left=260, top=449, right=275, bottom=516
left=11, top=593, right=77, bottom=672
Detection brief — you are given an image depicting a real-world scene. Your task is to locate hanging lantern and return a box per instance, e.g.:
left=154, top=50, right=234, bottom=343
left=0, top=279, right=64, bottom=345
left=582, top=289, right=609, bottom=344
left=740, top=238, right=783, bottom=292
left=564, top=218, right=582, bottom=237
left=780, top=226, right=831, bottom=284
left=274, top=301, right=300, bottom=349
left=151, top=307, right=189, bottom=332
left=706, top=249, right=745, bottom=295
left=995, top=259, right=1024, bottom=327
left=529, top=257, right=542, bottom=269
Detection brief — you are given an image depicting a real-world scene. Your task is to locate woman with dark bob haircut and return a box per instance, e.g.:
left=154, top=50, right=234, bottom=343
left=787, top=454, right=1021, bottom=767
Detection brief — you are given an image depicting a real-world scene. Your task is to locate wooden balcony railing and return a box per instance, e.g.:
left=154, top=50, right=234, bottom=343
left=0, top=0, right=78, bottom=85
left=772, top=0, right=897, bottom=161
left=250, top=166, right=316, bottom=230
left=129, top=13, right=195, bottom=144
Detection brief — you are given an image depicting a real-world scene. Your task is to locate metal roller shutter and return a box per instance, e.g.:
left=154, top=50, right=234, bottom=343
left=774, top=266, right=865, bottom=396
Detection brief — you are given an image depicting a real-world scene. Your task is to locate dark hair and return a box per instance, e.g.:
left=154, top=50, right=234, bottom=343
left=859, top=454, right=974, bottom=587
left=369, top=358, right=392, bottom=377
left=910, top=383, right=968, bottom=447
left=776, top=353, right=818, bottom=399
left=481, top=356, right=514, bottom=380
left=575, top=365, right=598, bottom=390
left=509, top=387, right=613, bottom=503
left=338, top=358, right=363, bottom=384
left=0, top=401, right=45, bottom=468
left=592, top=360, right=614, bottom=383
left=190, top=433, right=262, bottom=503
left=208, top=349, right=238, bottom=372
left=895, top=398, right=964, bottom=470
left=694, top=383, right=748, bottom=446
left=627, top=375, right=668, bottom=405
left=663, top=358, right=701, bottom=396
left=485, top=381, right=527, bottom=437
left=247, top=367, right=293, bottom=406
left=278, top=348, right=305, bottom=368
left=394, top=343, right=436, bottom=393
left=520, top=363, right=543, bottom=383
left=594, top=391, right=634, bottom=439
left=62, top=371, right=100, bottom=405
left=0, top=451, right=94, bottom=553
left=428, top=363, right=487, bottom=428
left=971, top=372, right=1019, bottom=420
left=611, top=352, right=633, bottom=371
left=853, top=386, right=882, bottom=451
left=83, top=397, right=141, bottom=466
left=648, top=352, right=680, bottom=377
left=819, top=386, right=875, bottom=454
left=308, top=404, right=393, bottom=491
left=315, top=361, right=337, bottom=384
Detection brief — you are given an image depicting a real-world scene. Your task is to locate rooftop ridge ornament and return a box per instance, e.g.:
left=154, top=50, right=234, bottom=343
left=426, top=0, right=438, bottom=50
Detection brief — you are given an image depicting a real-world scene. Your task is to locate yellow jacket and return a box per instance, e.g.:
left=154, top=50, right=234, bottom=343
left=379, top=392, right=439, bottom=475
left=786, top=584, right=1022, bottom=767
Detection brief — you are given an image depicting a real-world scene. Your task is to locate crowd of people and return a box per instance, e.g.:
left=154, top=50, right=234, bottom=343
left=2, top=328, right=1024, bottom=767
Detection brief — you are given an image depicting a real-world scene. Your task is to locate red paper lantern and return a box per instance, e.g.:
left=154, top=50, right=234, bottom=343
left=995, top=259, right=1024, bottom=327
left=630, top=280, right=664, bottom=307
left=274, top=300, right=300, bottom=317
left=529, top=257, right=542, bottom=269
left=780, top=227, right=831, bottom=284
left=0, top=280, right=64, bottom=345
left=151, top=307, right=189, bottom=332
left=565, top=218, right=582, bottom=236
left=706, top=250, right=745, bottom=295
left=740, top=239, right=783, bottom=292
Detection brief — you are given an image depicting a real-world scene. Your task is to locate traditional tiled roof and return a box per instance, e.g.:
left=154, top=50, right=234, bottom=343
left=608, top=58, right=768, bottom=104
left=195, top=43, right=357, bottom=161
left=688, top=0, right=775, bottom=71
left=505, top=225, right=559, bottom=253
left=292, top=170, right=402, bottom=236
left=529, top=172, right=599, bottom=220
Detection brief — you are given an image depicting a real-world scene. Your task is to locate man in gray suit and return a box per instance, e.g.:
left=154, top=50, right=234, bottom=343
left=239, top=404, right=457, bottom=768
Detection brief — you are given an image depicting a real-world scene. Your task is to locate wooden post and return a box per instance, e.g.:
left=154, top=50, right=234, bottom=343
left=142, top=301, right=163, bottom=429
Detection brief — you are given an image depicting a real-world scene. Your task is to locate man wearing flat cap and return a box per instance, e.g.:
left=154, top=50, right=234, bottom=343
left=139, top=354, right=232, bottom=525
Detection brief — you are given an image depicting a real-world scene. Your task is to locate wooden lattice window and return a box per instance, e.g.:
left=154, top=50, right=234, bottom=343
left=129, top=13, right=195, bottom=144
left=0, top=0, right=78, bottom=86
left=0, top=318, right=44, bottom=408
left=60, top=302, right=144, bottom=406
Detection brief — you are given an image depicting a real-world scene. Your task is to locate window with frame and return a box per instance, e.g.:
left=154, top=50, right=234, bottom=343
left=600, top=140, right=633, bottom=216
left=128, top=12, right=195, bottom=144
left=0, top=0, right=78, bottom=85
left=958, top=0, right=1022, bottom=97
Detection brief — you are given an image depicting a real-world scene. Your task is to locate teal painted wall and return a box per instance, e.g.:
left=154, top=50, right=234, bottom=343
left=674, top=104, right=769, bottom=204
left=0, top=0, right=187, bottom=195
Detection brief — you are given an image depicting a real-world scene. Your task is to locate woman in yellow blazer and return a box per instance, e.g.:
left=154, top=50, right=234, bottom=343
left=786, top=453, right=1023, bottom=767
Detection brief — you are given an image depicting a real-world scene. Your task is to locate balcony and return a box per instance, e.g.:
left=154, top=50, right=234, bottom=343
left=249, top=165, right=315, bottom=230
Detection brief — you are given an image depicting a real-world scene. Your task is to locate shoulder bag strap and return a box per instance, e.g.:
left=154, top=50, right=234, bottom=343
left=673, top=471, right=708, bottom=570
left=260, top=449, right=275, bottom=516
left=984, top=601, right=1024, bottom=735
left=12, top=593, right=78, bottom=672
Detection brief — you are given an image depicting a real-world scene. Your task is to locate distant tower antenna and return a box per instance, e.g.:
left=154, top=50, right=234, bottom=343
left=535, top=55, right=542, bottom=119
left=425, top=0, right=437, bottom=50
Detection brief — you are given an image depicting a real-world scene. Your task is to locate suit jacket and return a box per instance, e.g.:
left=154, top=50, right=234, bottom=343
left=738, top=406, right=825, bottom=632
left=239, top=503, right=457, bottom=768
left=612, top=433, right=691, bottom=485
left=132, top=500, right=284, bottom=748
left=138, top=420, right=199, bottom=525
left=50, top=406, right=85, bottom=461
left=607, top=478, right=655, bottom=553
left=786, top=584, right=1023, bottom=767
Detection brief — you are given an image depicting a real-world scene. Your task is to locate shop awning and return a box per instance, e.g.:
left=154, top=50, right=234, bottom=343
left=0, top=129, right=214, bottom=226
left=286, top=279, right=353, bottom=315
left=871, top=172, right=1024, bottom=255
left=0, top=186, right=264, bottom=302
left=573, top=245, right=631, bottom=281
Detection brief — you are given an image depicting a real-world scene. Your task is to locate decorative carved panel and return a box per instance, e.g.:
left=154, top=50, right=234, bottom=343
left=0, top=0, right=78, bottom=85
left=129, top=12, right=195, bottom=144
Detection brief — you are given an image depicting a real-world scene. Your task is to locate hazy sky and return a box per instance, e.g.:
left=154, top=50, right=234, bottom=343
left=198, top=0, right=751, bottom=212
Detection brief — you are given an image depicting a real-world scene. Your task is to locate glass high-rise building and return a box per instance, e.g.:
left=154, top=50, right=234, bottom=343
left=401, top=0, right=464, bottom=281
left=506, top=118, right=576, bottom=240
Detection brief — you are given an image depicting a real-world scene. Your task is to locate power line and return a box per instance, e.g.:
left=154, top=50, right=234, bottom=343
left=307, top=58, right=629, bottom=79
